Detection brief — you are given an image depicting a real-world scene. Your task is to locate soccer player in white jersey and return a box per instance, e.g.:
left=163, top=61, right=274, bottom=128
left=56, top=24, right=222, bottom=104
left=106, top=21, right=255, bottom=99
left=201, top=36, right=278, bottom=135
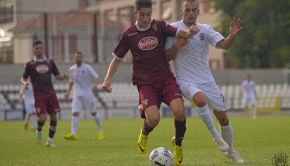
left=64, top=52, right=104, bottom=140
left=241, top=74, right=256, bottom=120
left=165, top=0, right=244, bottom=163
left=19, top=78, right=37, bottom=131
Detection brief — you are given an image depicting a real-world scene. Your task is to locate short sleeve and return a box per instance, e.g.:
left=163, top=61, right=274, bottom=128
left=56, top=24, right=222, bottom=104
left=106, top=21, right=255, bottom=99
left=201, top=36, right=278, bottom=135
left=207, top=25, right=224, bottom=48
left=113, top=33, right=130, bottom=60
left=87, top=65, right=99, bottom=80
left=22, top=63, right=30, bottom=79
left=51, top=60, right=60, bottom=76
left=160, top=20, right=178, bottom=37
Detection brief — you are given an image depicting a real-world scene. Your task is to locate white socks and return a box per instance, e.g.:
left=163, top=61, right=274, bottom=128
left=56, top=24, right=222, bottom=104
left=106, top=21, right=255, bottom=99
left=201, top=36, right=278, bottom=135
left=220, top=123, right=234, bottom=153
left=198, top=105, right=220, bottom=139
left=72, top=116, right=79, bottom=136
left=94, top=113, right=103, bottom=132
left=24, top=113, right=30, bottom=124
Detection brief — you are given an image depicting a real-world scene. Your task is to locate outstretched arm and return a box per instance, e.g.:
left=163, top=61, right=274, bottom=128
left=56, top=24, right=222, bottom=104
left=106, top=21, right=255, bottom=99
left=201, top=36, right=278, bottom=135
left=64, top=82, right=74, bottom=100
left=102, top=58, right=121, bottom=93
left=217, top=17, right=243, bottom=49
left=165, top=38, right=189, bottom=62
left=56, top=74, right=69, bottom=81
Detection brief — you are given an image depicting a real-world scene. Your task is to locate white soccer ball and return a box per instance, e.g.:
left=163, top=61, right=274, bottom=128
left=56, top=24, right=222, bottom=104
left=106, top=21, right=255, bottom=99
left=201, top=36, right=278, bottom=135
left=149, top=147, right=174, bottom=166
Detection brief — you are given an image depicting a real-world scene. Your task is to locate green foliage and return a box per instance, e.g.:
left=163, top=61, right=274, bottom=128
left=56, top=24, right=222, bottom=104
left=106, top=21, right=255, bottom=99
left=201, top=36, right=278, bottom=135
left=210, top=0, right=290, bottom=68
left=0, top=116, right=290, bottom=165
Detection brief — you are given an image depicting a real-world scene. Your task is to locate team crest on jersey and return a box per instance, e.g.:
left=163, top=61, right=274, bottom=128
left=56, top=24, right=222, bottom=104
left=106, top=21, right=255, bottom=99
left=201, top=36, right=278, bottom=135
left=138, top=37, right=158, bottom=50
left=36, top=65, right=49, bottom=73
left=199, top=32, right=205, bottom=41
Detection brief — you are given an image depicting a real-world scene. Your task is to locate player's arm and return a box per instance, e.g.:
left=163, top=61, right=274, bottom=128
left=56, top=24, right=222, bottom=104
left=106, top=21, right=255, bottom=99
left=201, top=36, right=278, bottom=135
left=92, top=78, right=99, bottom=91
left=21, top=77, right=29, bottom=89
left=56, top=74, right=69, bottom=81
left=217, top=17, right=243, bottom=49
left=165, top=38, right=189, bottom=62
left=102, top=58, right=121, bottom=93
left=177, top=24, right=199, bottom=39
left=19, top=93, right=23, bottom=104
left=64, top=82, right=74, bottom=100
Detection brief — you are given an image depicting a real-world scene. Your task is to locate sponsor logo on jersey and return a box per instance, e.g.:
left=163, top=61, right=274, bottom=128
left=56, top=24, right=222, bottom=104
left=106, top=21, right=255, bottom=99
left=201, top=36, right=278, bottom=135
left=199, top=32, right=205, bottom=41
left=138, top=37, right=158, bottom=50
left=36, top=65, right=49, bottom=73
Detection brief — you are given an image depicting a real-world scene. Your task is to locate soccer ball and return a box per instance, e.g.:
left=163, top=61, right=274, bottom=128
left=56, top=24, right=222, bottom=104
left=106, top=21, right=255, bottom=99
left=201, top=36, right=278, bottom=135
left=149, top=147, right=174, bottom=166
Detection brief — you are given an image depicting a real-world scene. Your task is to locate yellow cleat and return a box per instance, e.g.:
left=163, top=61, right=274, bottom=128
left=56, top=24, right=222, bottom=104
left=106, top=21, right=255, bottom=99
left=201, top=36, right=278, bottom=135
left=172, top=137, right=183, bottom=166
left=64, top=133, right=77, bottom=140
left=137, top=130, right=148, bottom=154
left=99, top=132, right=105, bottom=140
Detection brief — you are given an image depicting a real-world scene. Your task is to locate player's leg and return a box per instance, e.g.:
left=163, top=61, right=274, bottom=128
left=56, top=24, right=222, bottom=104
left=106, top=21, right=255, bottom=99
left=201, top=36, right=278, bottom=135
left=137, top=85, right=161, bottom=154
left=214, top=111, right=244, bottom=163
left=45, top=90, right=61, bottom=147
left=34, top=92, right=47, bottom=144
left=64, top=96, right=81, bottom=140
left=87, top=96, right=104, bottom=140
left=24, top=112, right=30, bottom=130
left=251, top=97, right=257, bottom=120
left=46, top=112, right=57, bottom=147
left=28, top=104, right=37, bottom=131
left=244, top=98, right=250, bottom=119
left=162, top=77, right=185, bottom=166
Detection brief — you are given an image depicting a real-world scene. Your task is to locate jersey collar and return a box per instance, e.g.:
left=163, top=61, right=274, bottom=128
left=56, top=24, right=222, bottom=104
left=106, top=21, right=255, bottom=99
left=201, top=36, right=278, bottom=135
left=135, top=19, right=153, bottom=31
left=33, top=56, right=47, bottom=62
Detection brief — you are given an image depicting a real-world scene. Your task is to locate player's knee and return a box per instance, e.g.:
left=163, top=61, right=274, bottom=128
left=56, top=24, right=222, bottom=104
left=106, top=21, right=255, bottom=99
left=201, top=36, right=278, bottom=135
left=219, top=117, right=229, bottom=126
left=147, top=116, right=160, bottom=128
left=72, top=112, right=79, bottom=116
left=193, top=96, right=207, bottom=107
left=173, top=109, right=186, bottom=121
left=91, top=112, right=96, bottom=116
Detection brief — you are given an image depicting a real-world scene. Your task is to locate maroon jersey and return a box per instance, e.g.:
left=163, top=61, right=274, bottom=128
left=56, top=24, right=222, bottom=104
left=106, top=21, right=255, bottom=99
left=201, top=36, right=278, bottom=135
left=23, top=57, right=60, bottom=93
left=113, top=19, right=178, bottom=85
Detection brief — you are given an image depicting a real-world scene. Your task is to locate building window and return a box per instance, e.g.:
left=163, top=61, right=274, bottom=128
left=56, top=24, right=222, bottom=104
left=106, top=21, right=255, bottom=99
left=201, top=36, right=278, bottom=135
left=0, top=2, right=13, bottom=24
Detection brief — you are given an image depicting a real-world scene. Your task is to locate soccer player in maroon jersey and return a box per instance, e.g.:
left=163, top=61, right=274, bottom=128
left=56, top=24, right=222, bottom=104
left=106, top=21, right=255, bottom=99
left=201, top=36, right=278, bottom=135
left=21, top=41, right=68, bottom=147
left=102, top=0, right=199, bottom=165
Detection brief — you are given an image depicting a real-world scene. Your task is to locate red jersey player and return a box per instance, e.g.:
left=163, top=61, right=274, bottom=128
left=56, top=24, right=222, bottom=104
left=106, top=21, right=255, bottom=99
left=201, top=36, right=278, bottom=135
left=102, top=0, right=199, bottom=165
left=21, top=41, right=68, bottom=147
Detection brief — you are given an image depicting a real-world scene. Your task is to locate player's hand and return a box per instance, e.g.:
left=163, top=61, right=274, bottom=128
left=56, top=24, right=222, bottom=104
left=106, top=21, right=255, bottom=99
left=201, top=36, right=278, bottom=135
left=63, top=74, right=69, bottom=80
left=64, top=93, right=70, bottom=100
left=230, top=17, right=243, bottom=36
left=24, top=82, right=29, bottom=89
left=188, top=24, right=199, bottom=37
left=92, top=84, right=98, bottom=91
left=19, top=99, right=23, bottom=104
left=102, top=78, right=112, bottom=93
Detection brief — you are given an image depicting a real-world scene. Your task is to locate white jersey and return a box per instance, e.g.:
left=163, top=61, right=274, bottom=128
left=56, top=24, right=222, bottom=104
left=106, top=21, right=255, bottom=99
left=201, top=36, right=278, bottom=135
left=19, top=84, right=34, bottom=104
left=241, top=80, right=255, bottom=98
left=69, top=63, right=99, bottom=97
left=165, top=21, right=224, bottom=84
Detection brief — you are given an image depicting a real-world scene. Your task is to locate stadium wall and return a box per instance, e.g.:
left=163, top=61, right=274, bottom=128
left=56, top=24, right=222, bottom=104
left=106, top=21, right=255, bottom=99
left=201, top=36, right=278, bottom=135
left=0, top=64, right=288, bottom=85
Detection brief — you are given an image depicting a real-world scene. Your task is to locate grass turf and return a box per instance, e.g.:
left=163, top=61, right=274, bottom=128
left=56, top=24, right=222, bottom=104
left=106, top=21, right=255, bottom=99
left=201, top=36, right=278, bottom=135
left=0, top=115, right=289, bottom=166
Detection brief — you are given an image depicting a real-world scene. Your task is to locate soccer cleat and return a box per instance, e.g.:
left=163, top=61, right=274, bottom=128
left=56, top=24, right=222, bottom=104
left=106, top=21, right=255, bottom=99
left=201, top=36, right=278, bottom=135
left=213, top=136, right=229, bottom=152
left=171, top=137, right=183, bottom=166
left=137, top=130, right=148, bottom=154
left=99, top=132, right=105, bottom=140
left=24, top=123, right=28, bottom=130
left=225, top=151, right=244, bottom=163
left=64, top=133, right=77, bottom=140
left=45, top=140, right=56, bottom=147
left=36, top=131, right=42, bottom=144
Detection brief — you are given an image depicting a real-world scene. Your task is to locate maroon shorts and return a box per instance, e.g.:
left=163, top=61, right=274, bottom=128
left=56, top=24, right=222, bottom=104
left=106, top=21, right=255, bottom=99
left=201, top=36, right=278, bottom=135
left=137, top=76, right=182, bottom=118
left=34, top=90, right=61, bottom=116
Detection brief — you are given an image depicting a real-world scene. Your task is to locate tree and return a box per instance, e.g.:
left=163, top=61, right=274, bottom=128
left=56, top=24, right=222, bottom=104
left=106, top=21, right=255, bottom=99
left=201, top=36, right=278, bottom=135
left=210, top=0, right=290, bottom=68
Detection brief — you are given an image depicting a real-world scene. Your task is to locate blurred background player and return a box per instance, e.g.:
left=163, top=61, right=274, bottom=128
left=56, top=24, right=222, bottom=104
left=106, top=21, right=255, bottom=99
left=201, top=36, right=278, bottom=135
left=21, top=40, right=68, bottom=147
left=64, top=51, right=104, bottom=140
left=241, top=74, right=256, bottom=120
left=165, top=0, right=244, bottom=163
left=19, top=77, right=37, bottom=131
left=102, top=0, right=199, bottom=165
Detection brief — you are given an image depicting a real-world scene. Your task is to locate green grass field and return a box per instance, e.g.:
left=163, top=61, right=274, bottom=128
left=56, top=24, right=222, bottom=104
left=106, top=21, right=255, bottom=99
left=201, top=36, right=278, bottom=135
left=0, top=115, right=289, bottom=166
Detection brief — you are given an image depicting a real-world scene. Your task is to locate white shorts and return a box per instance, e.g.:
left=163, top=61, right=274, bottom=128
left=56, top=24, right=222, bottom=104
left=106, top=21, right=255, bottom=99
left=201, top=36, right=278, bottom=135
left=178, top=81, right=229, bottom=111
left=72, top=95, right=96, bottom=113
left=24, top=101, right=36, bottom=114
left=243, top=96, right=256, bottom=107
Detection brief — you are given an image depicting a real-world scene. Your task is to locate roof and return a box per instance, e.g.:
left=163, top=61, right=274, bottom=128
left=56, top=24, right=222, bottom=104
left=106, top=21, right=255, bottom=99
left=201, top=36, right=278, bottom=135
left=12, top=9, right=122, bottom=32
